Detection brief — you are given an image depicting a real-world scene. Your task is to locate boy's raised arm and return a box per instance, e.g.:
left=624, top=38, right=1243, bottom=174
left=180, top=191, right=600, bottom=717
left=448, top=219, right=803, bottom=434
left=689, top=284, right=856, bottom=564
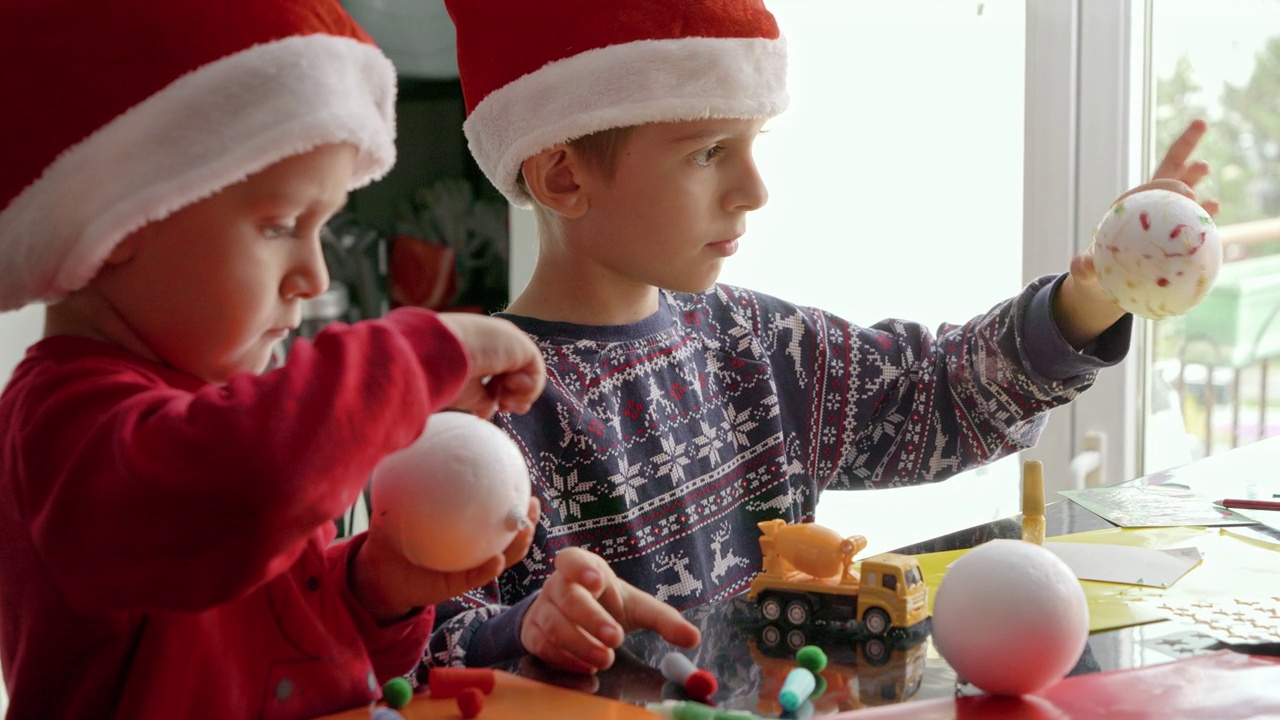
left=1051, top=119, right=1218, bottom=349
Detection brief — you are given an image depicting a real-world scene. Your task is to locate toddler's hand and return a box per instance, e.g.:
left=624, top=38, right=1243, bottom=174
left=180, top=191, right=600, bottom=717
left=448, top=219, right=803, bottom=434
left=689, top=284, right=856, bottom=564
left=438, top=313, right=545, bottom=418
left=352, top=497, right=540, bottom=622
left=520, top=547, right=701, bottom=675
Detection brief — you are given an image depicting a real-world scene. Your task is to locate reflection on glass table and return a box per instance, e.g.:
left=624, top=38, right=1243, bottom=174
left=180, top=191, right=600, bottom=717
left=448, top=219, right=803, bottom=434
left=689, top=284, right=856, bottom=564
left=497, top=493, right=1270, bottom=716
left=504, top=593, right=1238, bottom=717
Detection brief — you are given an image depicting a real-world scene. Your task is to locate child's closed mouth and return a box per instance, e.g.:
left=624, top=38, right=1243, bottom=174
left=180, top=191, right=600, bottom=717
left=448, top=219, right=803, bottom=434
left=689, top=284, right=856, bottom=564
left=708, top=238, right=740, bottom=256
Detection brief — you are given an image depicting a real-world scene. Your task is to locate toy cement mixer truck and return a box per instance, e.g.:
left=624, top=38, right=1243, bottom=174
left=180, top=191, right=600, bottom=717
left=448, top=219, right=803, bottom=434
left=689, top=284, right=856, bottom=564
left=746, top=519, right=928, bottom=636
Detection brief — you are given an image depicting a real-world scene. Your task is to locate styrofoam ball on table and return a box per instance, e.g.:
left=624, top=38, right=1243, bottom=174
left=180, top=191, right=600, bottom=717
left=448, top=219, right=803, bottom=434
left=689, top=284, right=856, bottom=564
left=1090, top=188, right=1221, bottom=319
left=931, top=539, right=1088, bottom=696
left=370, top=411, right=532, bottom=572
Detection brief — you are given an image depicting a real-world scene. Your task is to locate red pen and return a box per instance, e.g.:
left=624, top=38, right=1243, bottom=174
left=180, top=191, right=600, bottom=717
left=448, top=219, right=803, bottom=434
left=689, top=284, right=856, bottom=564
left=1217, top=498, right=1280, bottom=511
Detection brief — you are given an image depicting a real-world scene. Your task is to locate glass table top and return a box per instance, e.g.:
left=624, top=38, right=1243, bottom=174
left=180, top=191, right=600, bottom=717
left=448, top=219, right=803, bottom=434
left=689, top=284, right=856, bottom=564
left=497, top=487, right=1279, bottom=716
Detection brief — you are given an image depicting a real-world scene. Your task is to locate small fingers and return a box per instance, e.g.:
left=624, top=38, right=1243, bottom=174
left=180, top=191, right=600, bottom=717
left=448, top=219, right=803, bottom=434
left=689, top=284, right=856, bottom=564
left=1068, top=253, right=1096, bottom=284
left=615, top=583, right=701, bottom=649
left=1115, top=178, right=1195, bottom=205
left=1179, top=159, right=1211, bottom=190
left=447, top=555, right=505, bottom=597
left=542, top=570, right=625, bottom=648
left=493, top=370, right=543, bottom=414
left=1151, top=118, right=1207, bottom=180
left=523, top=594, right=617, bottom=673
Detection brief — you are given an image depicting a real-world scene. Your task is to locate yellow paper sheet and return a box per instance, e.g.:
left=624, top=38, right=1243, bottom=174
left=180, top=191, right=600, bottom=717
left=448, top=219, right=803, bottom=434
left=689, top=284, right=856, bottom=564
left=912, top=526, right=1280, bottom=633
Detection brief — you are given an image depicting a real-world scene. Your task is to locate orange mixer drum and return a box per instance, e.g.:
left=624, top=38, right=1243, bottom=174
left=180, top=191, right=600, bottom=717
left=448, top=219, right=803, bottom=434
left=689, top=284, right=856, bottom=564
left=760, top=520, right=868, bottom=579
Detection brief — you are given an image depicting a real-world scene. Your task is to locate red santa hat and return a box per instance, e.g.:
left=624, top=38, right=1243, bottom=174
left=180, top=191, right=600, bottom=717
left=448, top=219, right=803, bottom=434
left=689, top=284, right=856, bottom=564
left=443, top=0, right=789, bottom=207
left=0, top=0, right=398, bottom=311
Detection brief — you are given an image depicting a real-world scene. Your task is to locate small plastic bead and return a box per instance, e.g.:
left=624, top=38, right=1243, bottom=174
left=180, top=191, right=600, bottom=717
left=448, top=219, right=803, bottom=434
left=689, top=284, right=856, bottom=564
left=381, top=677, right=412, bottom=709
left=457, top=686, right=485, bottom=718
left=795, top=645, right=828, bottom=674
left=659, top=651, right=719, bottom=702
left=427, top=667, right=496, bottom=698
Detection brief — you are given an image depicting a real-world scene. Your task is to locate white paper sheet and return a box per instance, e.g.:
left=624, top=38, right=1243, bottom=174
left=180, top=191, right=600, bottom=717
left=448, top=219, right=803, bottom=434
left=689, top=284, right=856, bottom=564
left=1045, top=541, right=1203, bottom=588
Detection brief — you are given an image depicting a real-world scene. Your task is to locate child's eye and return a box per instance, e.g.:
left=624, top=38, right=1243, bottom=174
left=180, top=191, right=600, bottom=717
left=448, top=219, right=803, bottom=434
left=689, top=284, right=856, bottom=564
left=693, top=145, right=727, bottom=167
left=264, top=223, right=298, bottom=239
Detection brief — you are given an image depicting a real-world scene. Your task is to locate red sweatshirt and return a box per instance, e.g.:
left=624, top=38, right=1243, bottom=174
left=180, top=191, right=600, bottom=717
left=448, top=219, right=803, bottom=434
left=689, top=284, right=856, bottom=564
left=0, top=308, right=468, bottom=720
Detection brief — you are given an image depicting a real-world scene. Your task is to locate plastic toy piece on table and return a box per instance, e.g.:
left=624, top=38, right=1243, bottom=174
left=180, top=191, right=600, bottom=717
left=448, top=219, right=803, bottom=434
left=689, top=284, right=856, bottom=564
left=381, top=677, right=413, bottom=710
left=748, top=631, right=928, bottom=714
left=316, top=670, right=657, bottom=720
left=456, top=687, right=484, bottom=719
left=426, top=668, right=496, bottom=699
left=777, top=667, right=816, bottom=712
left=794, top=645, right=827, bottom=674
left=645, top=699, right=763, bottom=719
left=746, top=519, right=928, bottom=634
left=1021, top=460, right=1046, bottom=545
left=659, top=651, right=719, bottom=703
left=370, top=708, right=405, bottom=720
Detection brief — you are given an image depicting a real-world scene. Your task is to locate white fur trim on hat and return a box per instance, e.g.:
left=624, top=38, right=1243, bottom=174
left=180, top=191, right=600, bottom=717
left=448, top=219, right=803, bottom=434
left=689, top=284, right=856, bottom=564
left=0, top=34, right=396, bottom=312
left=464, top=35, right=788, bottom=208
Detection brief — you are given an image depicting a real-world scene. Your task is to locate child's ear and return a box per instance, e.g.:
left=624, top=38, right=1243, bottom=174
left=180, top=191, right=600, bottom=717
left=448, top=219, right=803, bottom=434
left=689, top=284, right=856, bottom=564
left=102, top=234, right=141, bottom=267
left=521, top=147, right=587, bottom=219
left=103, top=237, right=139, bottom=266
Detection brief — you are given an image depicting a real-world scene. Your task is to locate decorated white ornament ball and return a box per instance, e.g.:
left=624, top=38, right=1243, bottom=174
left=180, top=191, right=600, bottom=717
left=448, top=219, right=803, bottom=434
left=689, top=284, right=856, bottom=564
left=1090, top=188, right=1221, bottom=319
left=370, top=411, right=532, bottom=572
left=931, top=539, right=1088, bottom=696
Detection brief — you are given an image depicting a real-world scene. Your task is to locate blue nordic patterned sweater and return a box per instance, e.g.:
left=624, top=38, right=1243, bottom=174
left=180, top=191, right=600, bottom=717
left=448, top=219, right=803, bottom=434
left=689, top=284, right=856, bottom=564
left=421, top=276, right=1130, bottom=672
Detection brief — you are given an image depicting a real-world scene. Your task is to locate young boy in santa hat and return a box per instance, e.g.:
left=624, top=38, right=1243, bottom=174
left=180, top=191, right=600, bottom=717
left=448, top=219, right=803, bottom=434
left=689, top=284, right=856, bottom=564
left=424, top=0, right=1218, bottom=677
left=0, top=2, right=547, bottom=718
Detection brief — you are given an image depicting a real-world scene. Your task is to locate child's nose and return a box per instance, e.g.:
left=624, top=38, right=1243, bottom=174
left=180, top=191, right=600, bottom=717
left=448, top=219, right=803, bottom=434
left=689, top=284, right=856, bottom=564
left=727, top=157, right=769, bottom=212
left=283, top=236, right=330, bottom=300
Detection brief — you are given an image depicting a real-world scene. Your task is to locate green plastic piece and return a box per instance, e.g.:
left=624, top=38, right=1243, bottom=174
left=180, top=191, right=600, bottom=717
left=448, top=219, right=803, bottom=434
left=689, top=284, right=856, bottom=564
left=795, top=644, right=828, bottom=673
left=381, top=676, right=413, bottom=709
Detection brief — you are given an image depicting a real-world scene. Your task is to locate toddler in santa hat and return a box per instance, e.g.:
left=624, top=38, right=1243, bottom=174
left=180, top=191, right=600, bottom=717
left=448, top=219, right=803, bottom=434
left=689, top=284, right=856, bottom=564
left=423, top=0, right=1219, bottom=679
left=0, top=1, right=545, bottom=718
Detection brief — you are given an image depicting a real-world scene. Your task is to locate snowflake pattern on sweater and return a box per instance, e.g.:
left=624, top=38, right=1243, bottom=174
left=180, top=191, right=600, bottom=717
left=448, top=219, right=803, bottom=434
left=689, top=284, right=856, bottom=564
left=424, top=279, right=1129, bottom=669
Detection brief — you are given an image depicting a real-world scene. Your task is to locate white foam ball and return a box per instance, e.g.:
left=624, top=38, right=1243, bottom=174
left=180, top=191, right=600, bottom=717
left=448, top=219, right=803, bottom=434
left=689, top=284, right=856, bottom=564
left=1090, top=188, right=1221, bottom=319
left=931, top=539, right=1088, bottom=696
left=370, top=411, right=532, bottom=572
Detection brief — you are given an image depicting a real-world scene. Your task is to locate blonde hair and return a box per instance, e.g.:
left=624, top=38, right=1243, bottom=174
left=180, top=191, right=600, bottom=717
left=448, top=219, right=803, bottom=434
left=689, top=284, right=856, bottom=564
left=519, top=126, right=636, bottom=244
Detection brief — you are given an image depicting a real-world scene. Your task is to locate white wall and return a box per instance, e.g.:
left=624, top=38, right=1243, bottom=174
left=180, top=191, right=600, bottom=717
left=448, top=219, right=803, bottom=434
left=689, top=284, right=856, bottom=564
left=0, top=305, right=40, bottom=717
left=0, top=305, right=43, bottom=388
left=0, top=303, right=26, bottom=718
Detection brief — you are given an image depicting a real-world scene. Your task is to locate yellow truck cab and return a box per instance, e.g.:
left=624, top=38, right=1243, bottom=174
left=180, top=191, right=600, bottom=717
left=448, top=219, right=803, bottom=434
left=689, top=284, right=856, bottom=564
left=746, top=519, right=929, bottom=635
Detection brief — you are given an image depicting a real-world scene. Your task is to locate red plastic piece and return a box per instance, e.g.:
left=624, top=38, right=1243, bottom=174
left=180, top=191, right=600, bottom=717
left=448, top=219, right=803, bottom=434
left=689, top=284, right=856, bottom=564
left=683, top=668, right=719, bottom=703
left=456, top=687, right=485, bottom=719
left=427, top=668, right=497, bottom=699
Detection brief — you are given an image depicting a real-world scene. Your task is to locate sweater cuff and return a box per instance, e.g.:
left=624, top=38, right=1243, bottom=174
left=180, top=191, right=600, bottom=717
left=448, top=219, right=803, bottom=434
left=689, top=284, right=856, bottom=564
left=463, top=591, right=540, bottom=668
left=335, top=534, right=435, bottom=676
left=1025, top=275, right=1133, bottom=381
left=382, top=307, right=472, bottom=412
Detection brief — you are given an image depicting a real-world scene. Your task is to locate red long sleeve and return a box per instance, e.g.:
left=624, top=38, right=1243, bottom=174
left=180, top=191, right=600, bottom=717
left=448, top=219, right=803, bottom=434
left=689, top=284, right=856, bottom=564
left=0, top=307, right=467, bottom=719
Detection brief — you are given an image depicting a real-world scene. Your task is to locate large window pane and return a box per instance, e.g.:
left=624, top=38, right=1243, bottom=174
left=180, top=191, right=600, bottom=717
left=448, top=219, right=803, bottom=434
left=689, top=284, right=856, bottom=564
left=1144, top=1, right=1280, bottom=470
left=717, top=1, right=1027, bottom=552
